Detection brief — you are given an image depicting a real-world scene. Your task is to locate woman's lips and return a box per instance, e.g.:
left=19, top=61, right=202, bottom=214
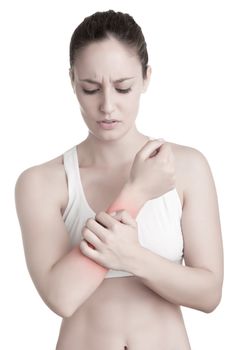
left=97, top=120, right=121, bottom=130
left=98, top=119, right=120, bottom=122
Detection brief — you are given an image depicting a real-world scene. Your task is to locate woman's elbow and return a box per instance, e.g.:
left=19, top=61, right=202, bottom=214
left=204, top=297, right=222, bottom=313
left=202, top=288, right=223, bottom=313
left=45, top=284, right=78, bottom=318
left=44, top=296, right=80, bottom=318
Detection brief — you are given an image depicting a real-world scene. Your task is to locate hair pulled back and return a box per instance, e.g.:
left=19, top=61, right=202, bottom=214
left=69, top=10, right=149, bottom=79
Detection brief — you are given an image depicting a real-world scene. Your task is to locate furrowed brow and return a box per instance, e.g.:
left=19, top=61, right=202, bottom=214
left=79, top=77, right=135, bottom=85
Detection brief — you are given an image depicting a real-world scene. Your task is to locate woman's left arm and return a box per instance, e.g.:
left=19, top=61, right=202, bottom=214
left=128, top=146, right=224, bottom=313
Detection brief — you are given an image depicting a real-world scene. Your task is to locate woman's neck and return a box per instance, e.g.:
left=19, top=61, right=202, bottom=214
left=78, top=132, right=150, bottom=169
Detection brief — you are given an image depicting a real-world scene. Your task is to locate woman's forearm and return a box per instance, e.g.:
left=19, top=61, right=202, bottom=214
left=48, top=182, right=145, bottom=317
left=105, top=182, right=145, bottom=217
left=127, top=246, right=222, bottom=313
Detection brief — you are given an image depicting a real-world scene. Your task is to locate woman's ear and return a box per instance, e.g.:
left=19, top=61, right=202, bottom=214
left=142, top=65, right=152, bottom=93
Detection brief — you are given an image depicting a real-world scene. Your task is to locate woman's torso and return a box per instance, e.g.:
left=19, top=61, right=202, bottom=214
left=45, top=140, right=191, bottom=350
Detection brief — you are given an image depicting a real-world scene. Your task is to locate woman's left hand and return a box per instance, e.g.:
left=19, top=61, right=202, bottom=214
left=79, top=210, right=140, bottom=271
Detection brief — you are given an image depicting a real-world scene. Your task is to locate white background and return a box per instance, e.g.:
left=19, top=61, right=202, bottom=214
left=0, top=0, right=231, bottom=349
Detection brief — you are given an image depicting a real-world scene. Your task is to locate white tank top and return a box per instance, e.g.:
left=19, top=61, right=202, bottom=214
left=62, top=143, right=184, bottom=278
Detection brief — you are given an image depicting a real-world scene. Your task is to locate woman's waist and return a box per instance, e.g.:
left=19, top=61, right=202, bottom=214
left=70, top=290, right=183, bottom=333
left=58, top=302, right=187, bottom=349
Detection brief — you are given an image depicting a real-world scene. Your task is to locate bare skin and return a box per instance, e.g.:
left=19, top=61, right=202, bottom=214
left=15, top=36, right=223, bottom=349
left=58, top=140, right=190, bottom=350
left=15, top=139, right=223, bottom=350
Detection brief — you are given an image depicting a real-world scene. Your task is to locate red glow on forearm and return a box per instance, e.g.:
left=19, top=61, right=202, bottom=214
left=72, top=245, right=107, bottom=277
left=106, top=189, right=143, bottom=219
left=76, top=184, right=144, bottom=277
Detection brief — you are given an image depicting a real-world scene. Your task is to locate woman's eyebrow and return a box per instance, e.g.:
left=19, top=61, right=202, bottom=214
left=79, top=77, right=135, bottom=84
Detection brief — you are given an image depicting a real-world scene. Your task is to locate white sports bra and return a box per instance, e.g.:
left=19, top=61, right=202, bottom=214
left=62, top=142, right=184, bottom=278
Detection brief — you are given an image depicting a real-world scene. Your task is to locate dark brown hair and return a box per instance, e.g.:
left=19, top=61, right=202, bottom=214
left=69, top=10, right=149, bottom=79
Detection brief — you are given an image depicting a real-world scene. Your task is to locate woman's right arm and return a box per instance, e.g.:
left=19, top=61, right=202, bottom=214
left=15, top=139, right=169, bottom=318
left=14, top=166, right=146, bottom=318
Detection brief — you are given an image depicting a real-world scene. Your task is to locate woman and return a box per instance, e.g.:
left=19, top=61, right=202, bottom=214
left=15, top=10, right=224, bottom=350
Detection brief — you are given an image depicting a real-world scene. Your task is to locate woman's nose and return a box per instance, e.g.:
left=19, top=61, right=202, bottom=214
left=100, top=89, right=115, bottom=114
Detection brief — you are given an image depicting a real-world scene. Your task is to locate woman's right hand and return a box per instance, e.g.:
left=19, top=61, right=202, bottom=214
left=128, top=139, right=176, bottom=202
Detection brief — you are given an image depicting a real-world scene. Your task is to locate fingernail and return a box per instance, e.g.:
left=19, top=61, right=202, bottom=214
left=110, top=211, right=117, bottom=216
left=157, top=138, right=165, bottom=142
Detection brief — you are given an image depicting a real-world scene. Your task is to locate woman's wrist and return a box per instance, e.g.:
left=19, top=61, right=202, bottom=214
left=106, top=181, right=147, bottom=218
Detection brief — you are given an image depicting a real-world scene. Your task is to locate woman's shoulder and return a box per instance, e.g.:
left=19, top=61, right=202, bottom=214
left=15, top=152, right=67, bottom=210
left=167, top=140, right=204, bottom=157
left=15, top=152, right=64, bottom=185
left=167, top=140, right=213, bottom=204
left=167, top=140, right=210, bottom=171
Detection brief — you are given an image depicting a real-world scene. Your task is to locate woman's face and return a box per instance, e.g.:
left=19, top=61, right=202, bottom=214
left=70, top=36, right=151, bottom=139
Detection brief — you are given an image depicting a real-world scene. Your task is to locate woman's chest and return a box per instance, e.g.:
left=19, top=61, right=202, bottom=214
left=79, top=163, right=184, bottom=263
left=79, top=166, right=132, bottom=214
left=79, top=165, right=184, bottom=214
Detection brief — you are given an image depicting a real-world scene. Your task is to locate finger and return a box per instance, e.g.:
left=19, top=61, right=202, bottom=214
left=80, top=240, right=101, bottom=262
left=82, top=228, right=102, bottom=249
left=80, top=239, right=93, bottom=254
left=107, top=211, right=124, bottom=223
left=94, top=211, right=118, bottom=229
left=111, top=210, right=137, bottom=228
left=137, top=139, right=166, bottom=160
left=86, top=241, right=95, bottom=249
left=84, top=217, right=108, bottom=241
left=155, top=142, right=175, bottom=162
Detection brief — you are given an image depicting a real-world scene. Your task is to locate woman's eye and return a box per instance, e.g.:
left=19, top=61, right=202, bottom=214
left=116, top=88, right=131, bottom=94
left=82, top=88, right=131, bottom=95
left=83, top=89, right=99, bottom=94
